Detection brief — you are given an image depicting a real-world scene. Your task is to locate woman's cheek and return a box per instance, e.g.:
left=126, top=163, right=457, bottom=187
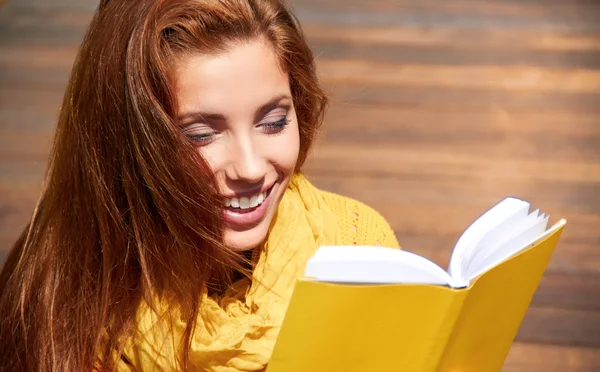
left=268, top=125, right=300, bottom=173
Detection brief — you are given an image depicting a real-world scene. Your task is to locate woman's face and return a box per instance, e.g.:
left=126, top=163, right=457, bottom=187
left=174, top=38, right=300, bottom=252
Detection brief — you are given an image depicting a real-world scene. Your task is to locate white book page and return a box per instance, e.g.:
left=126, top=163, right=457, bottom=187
left=459, top=208, right=542, bottom=280
left=465, top=210, right=545, bottom=277
left=304, top=246, right=454, bottom=286
left=447, top=198, right=530, bottom=286
left=467, top=215, right=551, bottom=281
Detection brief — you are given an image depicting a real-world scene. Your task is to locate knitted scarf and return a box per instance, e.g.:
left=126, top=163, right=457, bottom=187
left=128, top=173, right=341, bottom=371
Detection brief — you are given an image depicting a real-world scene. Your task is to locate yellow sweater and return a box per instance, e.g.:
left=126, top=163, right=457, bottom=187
left=319, top=190, right=398, bottom=248
left=118, top=175, right=399, bottom=371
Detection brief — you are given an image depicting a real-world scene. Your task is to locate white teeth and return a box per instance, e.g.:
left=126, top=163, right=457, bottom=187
left=224, top=190, right=268, bottom=210
left=239, top=197, right=250, bottom=209
left=249, top=195, right=259, bottom=208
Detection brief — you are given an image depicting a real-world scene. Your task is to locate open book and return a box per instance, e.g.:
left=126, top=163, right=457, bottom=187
left=267, top=198, right=566, bottom=372
left=304, top=197, right=558, bottom=288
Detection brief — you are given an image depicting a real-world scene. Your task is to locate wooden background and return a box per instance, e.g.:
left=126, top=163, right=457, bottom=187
left=1, top=0, right=599, bottom=370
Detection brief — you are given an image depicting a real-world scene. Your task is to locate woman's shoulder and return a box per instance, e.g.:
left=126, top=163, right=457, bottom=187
left=318, top=189, right=400, bottom=249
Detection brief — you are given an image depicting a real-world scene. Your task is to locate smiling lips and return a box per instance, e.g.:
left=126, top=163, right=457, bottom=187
left=221, top=185, right=274, bottom=228
left=224, top=190, right=267, bottom=210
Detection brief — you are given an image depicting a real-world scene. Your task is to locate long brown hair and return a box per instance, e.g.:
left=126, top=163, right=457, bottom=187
left=0, top=0, right=327, bottom=370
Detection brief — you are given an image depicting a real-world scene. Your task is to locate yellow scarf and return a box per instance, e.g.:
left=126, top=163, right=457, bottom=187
left=131, top=173, right=341, bottom=371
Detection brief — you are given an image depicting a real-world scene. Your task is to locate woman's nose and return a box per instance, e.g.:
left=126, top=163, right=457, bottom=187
left=225, top=136, right=267, bottom=184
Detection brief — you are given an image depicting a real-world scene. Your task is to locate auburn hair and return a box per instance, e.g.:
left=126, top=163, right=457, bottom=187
left=0, top=0, right=327, bottom=370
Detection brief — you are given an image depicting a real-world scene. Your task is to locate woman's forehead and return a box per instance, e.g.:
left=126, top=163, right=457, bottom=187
left=174, top=38, right=291, bottom=119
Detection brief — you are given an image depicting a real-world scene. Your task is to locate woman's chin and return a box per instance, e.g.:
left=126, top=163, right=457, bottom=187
left=223, top=225, right=269, bottom=252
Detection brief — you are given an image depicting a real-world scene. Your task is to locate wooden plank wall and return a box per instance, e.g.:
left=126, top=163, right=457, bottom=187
left=1, top=0, right=599, bottom=370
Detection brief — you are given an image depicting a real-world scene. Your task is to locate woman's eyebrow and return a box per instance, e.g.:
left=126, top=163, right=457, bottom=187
left=254, top=94, right=292, bottom=121
left=178, top=112, right=226, bottom=126
left=177, top=93, right=292, bottom=126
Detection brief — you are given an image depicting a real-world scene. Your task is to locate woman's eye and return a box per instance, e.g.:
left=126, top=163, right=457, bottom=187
left=182, top=125, right=216, bottom=145
left=260, top=117, right=289, bottom=135
left=188, top=133, right=214, bottom=145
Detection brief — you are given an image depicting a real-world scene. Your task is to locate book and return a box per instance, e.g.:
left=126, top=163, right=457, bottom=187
left=267, top=197, right=566, bottom=372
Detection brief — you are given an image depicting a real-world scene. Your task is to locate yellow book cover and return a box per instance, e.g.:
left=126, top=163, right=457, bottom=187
left=267, top=198, right=566, bottom=372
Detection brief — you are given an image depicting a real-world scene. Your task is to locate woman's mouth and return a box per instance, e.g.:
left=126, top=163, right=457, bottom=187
left=221, top=185, right=275, bottom=228
left=223, top=189, right=268, bottom=211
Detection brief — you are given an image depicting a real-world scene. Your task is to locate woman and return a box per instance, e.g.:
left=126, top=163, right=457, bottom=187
left=0, top=0, right=399, bottom=370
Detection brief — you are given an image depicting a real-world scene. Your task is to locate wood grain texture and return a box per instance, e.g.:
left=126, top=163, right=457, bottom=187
left=0, top=0, right=598, bottom=370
